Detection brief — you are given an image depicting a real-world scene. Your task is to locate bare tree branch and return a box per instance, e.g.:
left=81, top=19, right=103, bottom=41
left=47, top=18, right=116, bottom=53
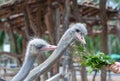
left=0, top=52, right=22, bottom=58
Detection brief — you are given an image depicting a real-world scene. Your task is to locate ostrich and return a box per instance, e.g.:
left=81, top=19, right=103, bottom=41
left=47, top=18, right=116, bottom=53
left=24, top=23, right=88, bottom=81
left=11, top=38, right=57, bottom=81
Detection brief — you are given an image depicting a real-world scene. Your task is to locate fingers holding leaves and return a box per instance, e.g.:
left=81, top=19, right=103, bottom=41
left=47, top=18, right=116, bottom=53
left=110, top=62, right=120, bottom=74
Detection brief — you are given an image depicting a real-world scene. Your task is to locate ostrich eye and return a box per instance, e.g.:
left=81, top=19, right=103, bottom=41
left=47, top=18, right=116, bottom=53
left=35, top=44, right=45, bottom=49
left=76, top=29, right=80, bottom=32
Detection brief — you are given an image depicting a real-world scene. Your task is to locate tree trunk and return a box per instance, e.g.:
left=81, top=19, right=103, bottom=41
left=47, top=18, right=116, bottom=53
left=72, top=0, right=83, bottom=22
left=92, top=70, right=97, bottom=81
left=99, top=0, right=108, bottom=81
left=116, top=20, right=120, bottom=41
left=62, top=0, right=70, bottom=31
left=45, top=7, right=55, bottom=44
left=80, top=66, right=88, bottom=81
left=101, top=66, right=107, bottom=81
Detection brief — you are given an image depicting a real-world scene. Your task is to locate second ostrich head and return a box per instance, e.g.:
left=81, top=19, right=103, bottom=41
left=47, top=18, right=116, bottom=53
left=12, top=38, right=57, bottom=81
left=26, top=38, right=57, bottom=57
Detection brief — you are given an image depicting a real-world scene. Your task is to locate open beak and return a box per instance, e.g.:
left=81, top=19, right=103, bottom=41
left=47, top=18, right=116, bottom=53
left=41, top=44, right=57, bottom=51
left=75, top=32, right=86, bottom=45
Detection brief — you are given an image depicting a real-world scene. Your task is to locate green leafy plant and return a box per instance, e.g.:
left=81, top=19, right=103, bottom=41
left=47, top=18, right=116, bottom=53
left=80, top=52, right=115, bottom=73
left=73, top=40, right=116, bottom=73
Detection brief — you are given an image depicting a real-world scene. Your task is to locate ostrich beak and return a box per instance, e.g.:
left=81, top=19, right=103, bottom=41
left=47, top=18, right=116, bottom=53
left=41, top=44, right=57, bottom=51
left=75, top=32, right=86, bottom=44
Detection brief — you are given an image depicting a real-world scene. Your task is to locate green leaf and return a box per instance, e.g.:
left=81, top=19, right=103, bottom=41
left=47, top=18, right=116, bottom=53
left=80, top=52, right=115, bottom=72
left=0, top=31, right=5, bottom=46
left=88, top=67, right=93, bottom=73
left=77, top=45, right=84, bottom=51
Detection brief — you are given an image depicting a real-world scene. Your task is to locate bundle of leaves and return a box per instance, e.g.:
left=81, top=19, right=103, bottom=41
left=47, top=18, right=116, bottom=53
left=80, top=52, right=115, bottom=73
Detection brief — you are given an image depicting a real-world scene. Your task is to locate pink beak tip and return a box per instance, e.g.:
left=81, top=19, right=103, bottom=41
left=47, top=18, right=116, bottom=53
left=75, top=32, right=86, bottom=45
left=48, top=45, right=57, bottom=50
left=41, top=45, right=57, bottom=51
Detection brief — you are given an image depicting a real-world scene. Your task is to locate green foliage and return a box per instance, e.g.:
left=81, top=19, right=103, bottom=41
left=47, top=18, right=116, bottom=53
left=77, top=44, right=84, bottom=51
left=43, top=35, right=50, bottom=43
left=85, top=35, right=120, bottom=54
left=45, top=51, right=52, bottom=58
left=110, top=34, right=120, bottom=54
left=80, top=52, right=115, bottom=73
left=114, top=0, right=119, bottom=2
left=85, top=36, right=101, bottom=54
left=16, top=35, right=23, bottom=53
left=74, top=44, right=115, bottom=73
left=0, top=0, right=9, bottom=4
left=73, top=33, right=120, bottom=73
left=10, top=34, right=23, bottom=54
left=0, top=31, right=5, bottom=46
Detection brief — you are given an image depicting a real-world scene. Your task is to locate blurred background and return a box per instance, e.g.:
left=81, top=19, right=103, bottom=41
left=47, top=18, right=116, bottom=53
left=0, top=0, right=120, bottom=81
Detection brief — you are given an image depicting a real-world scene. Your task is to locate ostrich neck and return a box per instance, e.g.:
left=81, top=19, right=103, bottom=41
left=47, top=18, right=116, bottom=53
left=24, top=31, right=74, bottom=81
left=12, top=55, right=36, bottom=81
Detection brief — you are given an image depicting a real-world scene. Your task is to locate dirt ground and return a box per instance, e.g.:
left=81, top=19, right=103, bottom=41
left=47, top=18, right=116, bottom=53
left=77, top=72, right=120, bottom=81
left=1, top=72, right=120, bottom=81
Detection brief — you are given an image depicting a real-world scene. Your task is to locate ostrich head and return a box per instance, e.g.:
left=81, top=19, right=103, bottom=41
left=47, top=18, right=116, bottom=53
left=26, top=38, right=57, bottom=57
left=69, top=23, right=87, bottom=44
left=58, top=23, right=88, bottom=47
left=12, top=38, right=56, bottom=81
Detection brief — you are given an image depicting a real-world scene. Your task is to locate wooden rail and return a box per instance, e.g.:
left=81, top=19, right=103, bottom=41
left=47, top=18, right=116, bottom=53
left=46, top=73, right=63, bottom=81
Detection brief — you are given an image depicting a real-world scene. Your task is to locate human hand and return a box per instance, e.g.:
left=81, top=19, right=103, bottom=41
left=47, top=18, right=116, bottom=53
left=109, top=62, right=120, bottom=73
